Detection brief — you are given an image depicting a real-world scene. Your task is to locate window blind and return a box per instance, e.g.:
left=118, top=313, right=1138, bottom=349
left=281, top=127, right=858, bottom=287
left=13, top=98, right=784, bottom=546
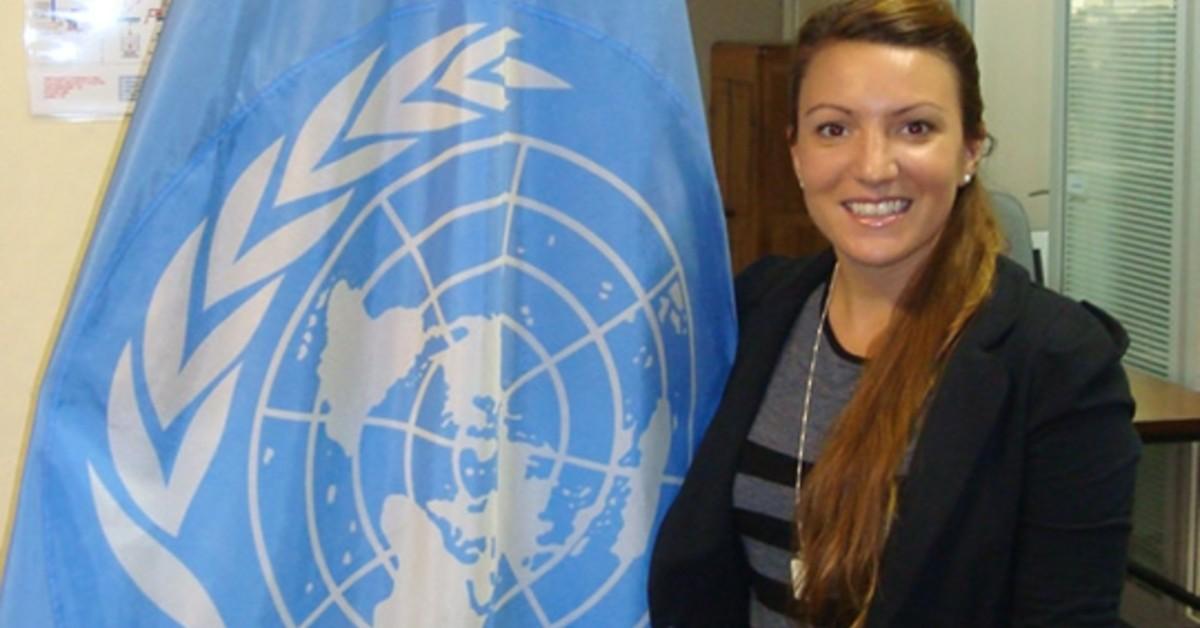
left=1061, top=0, right=1180, bottom=378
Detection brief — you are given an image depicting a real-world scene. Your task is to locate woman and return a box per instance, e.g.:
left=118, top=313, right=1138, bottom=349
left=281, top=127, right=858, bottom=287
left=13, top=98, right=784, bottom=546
left=649, top=0, right=1140, bottom=626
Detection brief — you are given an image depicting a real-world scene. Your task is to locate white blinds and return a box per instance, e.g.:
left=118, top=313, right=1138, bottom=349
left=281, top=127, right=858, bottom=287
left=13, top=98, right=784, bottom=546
left=1061, top=0, right=1181, bottom=378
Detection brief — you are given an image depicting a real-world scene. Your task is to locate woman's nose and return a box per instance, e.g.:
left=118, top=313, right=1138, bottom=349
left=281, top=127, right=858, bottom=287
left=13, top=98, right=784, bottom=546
left=854, top=128, right=899, bottom=184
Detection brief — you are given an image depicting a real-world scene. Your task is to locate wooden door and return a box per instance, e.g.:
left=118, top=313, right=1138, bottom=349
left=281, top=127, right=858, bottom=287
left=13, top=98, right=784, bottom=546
left=710, top=43, right=828, bottom=273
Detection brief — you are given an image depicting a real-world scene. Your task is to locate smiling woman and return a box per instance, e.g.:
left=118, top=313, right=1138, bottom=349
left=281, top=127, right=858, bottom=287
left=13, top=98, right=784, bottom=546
left=790, top=41, right=982, bottom=303
left=649, top=1, right=1141, bottom=626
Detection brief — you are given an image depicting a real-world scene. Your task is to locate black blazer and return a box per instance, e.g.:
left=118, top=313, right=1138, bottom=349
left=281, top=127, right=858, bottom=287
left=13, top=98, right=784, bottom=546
left=649, top=251, right=1140, bottom=627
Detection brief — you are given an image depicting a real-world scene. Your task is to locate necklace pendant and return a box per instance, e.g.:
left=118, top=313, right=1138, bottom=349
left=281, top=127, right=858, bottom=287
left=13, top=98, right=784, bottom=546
left=790, top=555, right=807, bottom=600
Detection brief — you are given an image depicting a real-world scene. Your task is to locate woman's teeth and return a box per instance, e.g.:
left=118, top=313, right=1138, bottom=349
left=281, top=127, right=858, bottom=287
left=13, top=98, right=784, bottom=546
left=845, top=199, right=910, bottom=217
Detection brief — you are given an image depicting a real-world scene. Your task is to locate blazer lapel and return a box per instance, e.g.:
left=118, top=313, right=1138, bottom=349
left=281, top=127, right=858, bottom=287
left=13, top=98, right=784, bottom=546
left=868, top=261, right=1029, bottom=627
left=722, top=252, right=836, bottom=438
left=867, top=348, right=1009, bottom=626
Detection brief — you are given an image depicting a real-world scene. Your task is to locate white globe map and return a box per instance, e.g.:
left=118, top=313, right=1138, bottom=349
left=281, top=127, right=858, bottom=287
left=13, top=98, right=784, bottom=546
left=250, top=136, right=692, bottom=627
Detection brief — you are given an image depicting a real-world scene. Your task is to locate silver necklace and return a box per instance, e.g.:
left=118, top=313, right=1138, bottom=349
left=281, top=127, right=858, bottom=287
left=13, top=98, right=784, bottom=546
left=791, top=264, right=836, bottom=601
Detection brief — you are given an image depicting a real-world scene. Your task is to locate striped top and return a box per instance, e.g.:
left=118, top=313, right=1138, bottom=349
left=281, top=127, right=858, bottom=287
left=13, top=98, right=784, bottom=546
left=733, top=284, right=863, bottom=627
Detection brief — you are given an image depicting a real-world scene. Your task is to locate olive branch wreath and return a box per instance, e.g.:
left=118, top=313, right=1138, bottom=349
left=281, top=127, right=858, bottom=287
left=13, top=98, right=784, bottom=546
left=83, top=24, right=567, bottom=626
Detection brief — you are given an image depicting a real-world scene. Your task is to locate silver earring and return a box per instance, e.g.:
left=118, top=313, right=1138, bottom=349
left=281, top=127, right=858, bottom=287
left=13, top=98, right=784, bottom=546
left=962, top=173, right=973, bottom=185
left=797, top=179, right=805, bottom=189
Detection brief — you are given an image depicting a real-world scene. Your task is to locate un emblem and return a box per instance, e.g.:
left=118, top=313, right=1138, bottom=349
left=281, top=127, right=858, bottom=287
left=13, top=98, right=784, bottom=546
left=254, top=134, right=691, bottom=626
left=84, top=5, right=718, bottom=627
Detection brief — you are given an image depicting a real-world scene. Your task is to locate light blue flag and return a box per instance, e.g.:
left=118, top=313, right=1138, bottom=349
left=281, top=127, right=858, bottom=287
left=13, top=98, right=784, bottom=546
left=1, top=1, right=734, bottom=626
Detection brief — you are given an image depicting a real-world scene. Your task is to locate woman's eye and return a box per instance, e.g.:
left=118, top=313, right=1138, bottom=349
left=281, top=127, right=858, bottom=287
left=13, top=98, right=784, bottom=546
left=816, top=123, right=846, bottom=138
left=902, top=121, right=933, bottom=135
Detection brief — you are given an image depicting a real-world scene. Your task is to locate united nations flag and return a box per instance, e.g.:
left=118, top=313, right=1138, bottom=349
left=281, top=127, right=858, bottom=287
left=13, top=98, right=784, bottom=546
left=0, top=1, right=734, bottom=625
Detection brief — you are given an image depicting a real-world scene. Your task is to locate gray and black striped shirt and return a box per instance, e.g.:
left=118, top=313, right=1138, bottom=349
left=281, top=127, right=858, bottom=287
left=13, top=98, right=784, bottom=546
left=732, top=284, right=863, bottom=627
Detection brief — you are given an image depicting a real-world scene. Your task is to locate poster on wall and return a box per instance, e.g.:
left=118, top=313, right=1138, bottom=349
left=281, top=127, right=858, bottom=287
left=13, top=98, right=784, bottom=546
left=24, top=0, right=169, bottom=119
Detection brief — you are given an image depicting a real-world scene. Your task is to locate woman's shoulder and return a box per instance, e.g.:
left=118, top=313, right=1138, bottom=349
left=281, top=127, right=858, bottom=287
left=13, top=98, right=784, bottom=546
left=988, top=258, right=1135, bottom=424
left=734, top=252, right=832, bottom=315
left=734, top=255, right=802, bottom=300
left=993, top=258, right=1129, bottom=362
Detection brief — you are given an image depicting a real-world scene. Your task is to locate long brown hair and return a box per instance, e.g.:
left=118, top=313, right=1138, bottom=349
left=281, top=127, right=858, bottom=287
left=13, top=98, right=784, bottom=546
left=787, top=1, right=1004, bottom=624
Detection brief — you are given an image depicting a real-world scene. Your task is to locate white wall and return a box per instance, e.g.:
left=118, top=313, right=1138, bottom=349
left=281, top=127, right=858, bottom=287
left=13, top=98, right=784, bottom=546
left=0, top=2, right=125, bottom=574
left=688, top=0, right=788, bottom=106
left=973, top=0, right=1056, bottom=230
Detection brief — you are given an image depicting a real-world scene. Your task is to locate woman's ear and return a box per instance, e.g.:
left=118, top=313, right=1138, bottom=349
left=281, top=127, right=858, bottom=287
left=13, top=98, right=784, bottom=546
left=962, top=130, right=988, bottom=180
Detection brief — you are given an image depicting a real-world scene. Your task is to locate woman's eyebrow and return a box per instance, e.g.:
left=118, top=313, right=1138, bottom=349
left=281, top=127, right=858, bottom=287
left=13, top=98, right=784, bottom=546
left=802, top=103, right=852, bottom=116
left=801, top=102, right=948, bottom=117
left=890, top=102, right=946, bottom=115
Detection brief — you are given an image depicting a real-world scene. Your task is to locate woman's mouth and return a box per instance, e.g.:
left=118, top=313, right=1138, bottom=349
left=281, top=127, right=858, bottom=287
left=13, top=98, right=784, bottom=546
left=843, top=198, right=911, bottom=217
left=842, top=198, right=911, bottom=226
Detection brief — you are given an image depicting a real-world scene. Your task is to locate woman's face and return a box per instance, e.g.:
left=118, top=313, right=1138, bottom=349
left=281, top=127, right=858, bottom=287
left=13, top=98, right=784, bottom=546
left=791, top=40, right=982, bottom=279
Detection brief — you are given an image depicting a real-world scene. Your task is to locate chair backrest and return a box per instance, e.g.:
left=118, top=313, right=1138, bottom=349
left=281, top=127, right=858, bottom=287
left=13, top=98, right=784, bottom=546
left=988, top=190, right=1038, bottom=282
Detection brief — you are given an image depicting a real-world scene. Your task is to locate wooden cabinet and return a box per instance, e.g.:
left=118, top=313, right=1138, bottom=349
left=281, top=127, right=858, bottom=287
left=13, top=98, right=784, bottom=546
left=709, top=42, right=828, bottom=272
